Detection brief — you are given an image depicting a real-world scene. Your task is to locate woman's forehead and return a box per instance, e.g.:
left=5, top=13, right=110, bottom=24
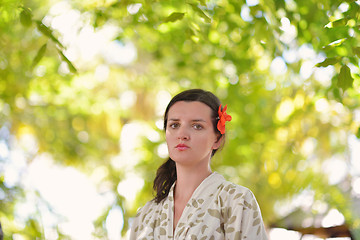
left=167, top=101, right=213, bottom=119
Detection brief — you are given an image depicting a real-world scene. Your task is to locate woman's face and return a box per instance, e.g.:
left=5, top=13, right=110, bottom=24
left=165, top=101, right=221, bottom=168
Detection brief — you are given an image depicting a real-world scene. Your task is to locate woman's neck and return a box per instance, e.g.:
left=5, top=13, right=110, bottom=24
left=174, top=164, right=212, bottom=200
left=172, top=163, right=212, bottom=231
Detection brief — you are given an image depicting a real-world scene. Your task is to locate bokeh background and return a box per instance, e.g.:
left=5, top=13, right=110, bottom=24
left=1, top=0, right=360, bottom=239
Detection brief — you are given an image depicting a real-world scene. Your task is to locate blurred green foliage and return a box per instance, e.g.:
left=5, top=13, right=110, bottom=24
left=0, top=0, right=360, bottom=238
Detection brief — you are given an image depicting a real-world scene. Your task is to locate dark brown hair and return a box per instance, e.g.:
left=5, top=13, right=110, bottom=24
left=153, top=89, right=224, bottom=203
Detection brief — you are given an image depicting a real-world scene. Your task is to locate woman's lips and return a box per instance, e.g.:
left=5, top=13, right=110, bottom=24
left=176, top=144, right=189, bottom=151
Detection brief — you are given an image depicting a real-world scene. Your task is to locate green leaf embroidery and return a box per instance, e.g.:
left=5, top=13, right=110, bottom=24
left=234, top=193, right=243, bottom=199
left=226, top=227, right=235, bottom=233
left=253, top=218, right=261, bottom=226
left=201, top=225, right=208, bottom=234
left=252, top=200, right=258, bottom=210
left=197, top=212, right=205, bottom=217
left=208, top=209, right=220, bottom=218
left=160, top=212, right=167, bottom=221
left=192, top=199, right=198, bottom=208
left=159, top=227, right=166, bottom=235
left=244, top=200, right=252, bottom=209
left=228, top=215, right=237, bottom=224
left=178, top=223, right=185, bottom=228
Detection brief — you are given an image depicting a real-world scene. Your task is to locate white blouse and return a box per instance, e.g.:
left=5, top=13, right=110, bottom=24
left=130, top=172, right=268, bottom=239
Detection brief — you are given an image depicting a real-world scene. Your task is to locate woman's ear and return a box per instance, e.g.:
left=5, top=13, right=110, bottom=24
left=212, top=134, right=224, bottom=149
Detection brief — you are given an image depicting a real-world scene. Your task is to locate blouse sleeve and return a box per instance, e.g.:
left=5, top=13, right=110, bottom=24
left=129, top=207, right=143, bottom=240
left=130, top=203, right=152, bottom=240
left=223, top=187, right=268, bottom=240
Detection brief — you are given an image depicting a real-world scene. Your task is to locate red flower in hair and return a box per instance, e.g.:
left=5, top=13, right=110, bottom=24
left=217, top=104, right=232, bottom=134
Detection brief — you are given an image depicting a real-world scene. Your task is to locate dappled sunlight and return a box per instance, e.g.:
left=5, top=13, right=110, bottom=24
left=279, top=17, right=297, bottom=44
left=157, top=143, right=169, bottom=159
left=47, top=0, right=135, bottom=68
left=269, top=228, right=302, bottom=239
left=314, top=66, right=334, bottom=87
left=352, top=178, right=360, bottom=196
left=1, top=0, right=360, bottom=238
left=106, top=206, right=124, bottom=240
left=24, top=154, right=113, bottom=239
left=117, top=174, right=144, bottom=205
left=275, top=98, right=295, bottom=122
left=155, top=90, right=172, bottom=117
left=270, top=57, right=287, bottom=75
left=322, top=156, right=348, bottom=185
left=322, top=209, right=345, bottom=228
left=240, top=5, right=253, bottom=22
left=349, top=135, right=360, bottom=175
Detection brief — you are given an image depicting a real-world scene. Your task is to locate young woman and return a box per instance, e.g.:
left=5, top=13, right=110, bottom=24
left=130, top=89, right=268, bottom=239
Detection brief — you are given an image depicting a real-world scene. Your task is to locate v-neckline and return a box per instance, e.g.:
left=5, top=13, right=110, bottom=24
left=169, top=172, right=217, bottom=237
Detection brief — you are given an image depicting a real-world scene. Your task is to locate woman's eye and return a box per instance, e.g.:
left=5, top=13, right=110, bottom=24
left=169, top=123, right=179, bottom=128
left=193, top=124, right=203, bottom=130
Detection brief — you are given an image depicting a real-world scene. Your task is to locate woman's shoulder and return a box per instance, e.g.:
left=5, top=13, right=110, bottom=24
left=214, top=173, right=258, bottom=206
left=215, top=173, right=252, bottom=195
left=134, top=196, right=171, bottom=220
left=134, top=199, right=159, bottom=217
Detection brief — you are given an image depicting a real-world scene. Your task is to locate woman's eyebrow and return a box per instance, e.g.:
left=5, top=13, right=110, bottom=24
left=168, top=118, right=206, bottom=122
left=192, top=119, right=206, bottom=122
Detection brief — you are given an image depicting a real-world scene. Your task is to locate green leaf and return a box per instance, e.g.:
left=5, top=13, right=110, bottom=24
left=58, top=49, right=77, bottom=74
left=353, top=47, right=360, bottom=57
left=188, top=3, right=211, bottom=23
left=333, top=88, right=342, bottom=102
left=36, top=21, right=52, bottom=37
left=163, top=12, right=185, bottom=23
left=36, top=21, right=64, bottom=48
left=331, top=18, right=348, bottom=28
left=325, top=18, right=349, bottom=28
left=20, top=8, right=32, bottom=27
left=316, top=57, right=341, bottom=67
left=31, top=43, right=47, bottom=68
left=322, top=38, right=347, bottom=51
left=186, top=27, right=196, bottom=37
left=357, top=127, right=360, bottom=139
left=337, top=65, right=354, bottom=91
left=198, top=0, right=207, bottom=6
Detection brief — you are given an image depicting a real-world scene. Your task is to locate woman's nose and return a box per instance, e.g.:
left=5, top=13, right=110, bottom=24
left=177, top=127, right=190, bottom=140
left=179, top=135, right=189, bottom=140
